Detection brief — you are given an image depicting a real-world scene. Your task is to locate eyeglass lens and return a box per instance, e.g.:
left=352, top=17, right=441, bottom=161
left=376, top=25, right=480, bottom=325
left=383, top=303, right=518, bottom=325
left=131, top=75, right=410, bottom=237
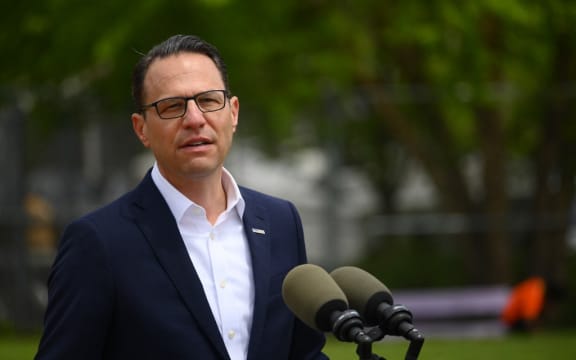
left=155, top=90, right=226, bottom=118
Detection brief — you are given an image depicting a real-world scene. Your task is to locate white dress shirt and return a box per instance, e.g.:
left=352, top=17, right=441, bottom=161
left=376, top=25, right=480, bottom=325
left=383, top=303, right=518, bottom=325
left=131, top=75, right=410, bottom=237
left=151, top=164, right=254, bottom=360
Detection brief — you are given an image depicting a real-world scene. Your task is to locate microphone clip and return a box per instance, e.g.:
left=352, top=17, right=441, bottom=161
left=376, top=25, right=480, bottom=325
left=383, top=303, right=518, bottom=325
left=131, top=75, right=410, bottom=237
left=331, top=309, right=372, bottom=343
left=377, top=303, right=423, bottom=342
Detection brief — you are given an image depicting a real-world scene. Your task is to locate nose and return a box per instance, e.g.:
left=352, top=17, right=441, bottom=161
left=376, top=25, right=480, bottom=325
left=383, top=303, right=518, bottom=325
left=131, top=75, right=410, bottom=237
left=181, top=99, right=206, bottom=128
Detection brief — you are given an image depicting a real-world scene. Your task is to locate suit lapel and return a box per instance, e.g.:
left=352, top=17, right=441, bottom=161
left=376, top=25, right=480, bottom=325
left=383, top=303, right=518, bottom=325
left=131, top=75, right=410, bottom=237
left=241, top=190, right=272, bottom=359
left=130, top=173, right=229, bottom=360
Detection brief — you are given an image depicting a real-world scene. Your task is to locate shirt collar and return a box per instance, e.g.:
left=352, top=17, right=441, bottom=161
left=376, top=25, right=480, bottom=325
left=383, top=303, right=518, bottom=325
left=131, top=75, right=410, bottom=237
left=151, top=163, right=245, bottom=223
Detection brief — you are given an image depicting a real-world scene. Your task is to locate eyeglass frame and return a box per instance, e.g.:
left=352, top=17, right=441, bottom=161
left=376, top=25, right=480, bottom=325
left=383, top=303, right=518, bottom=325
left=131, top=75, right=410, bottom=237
left=140, top=89, right=231, bottom=119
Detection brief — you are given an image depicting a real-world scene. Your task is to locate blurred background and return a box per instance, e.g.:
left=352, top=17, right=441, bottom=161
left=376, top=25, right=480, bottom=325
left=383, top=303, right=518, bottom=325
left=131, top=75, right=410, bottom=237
left=1, top=0, right=576, bottom=344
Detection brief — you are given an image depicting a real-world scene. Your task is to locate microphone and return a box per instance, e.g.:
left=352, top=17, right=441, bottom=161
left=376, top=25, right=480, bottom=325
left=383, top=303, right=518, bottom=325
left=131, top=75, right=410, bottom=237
left=330, top=266, right=423, bottom=341
left=281, top=264, right=371, bottom=343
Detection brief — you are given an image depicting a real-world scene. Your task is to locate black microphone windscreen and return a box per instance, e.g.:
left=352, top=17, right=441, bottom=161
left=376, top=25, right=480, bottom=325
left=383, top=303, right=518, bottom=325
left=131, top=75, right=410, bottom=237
left=282, top=264, right=348, bottom=331
left=330, top=266, right=394, bottom=326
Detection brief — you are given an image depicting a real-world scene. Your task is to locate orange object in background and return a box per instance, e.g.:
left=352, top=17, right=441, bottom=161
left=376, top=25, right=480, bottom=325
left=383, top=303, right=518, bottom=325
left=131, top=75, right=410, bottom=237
left=501, top=276, right=546, bottom=330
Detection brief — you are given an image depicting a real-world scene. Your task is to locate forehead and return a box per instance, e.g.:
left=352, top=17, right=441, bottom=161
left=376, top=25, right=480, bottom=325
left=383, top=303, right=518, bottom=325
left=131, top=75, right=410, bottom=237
left=144, top=52, right=224, bottom=98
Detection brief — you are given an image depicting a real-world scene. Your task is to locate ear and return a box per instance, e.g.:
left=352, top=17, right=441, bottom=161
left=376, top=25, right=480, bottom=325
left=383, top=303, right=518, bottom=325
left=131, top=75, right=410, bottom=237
left=131, top=113, right=150, bottom=147
left=229, top=96, right=239, bottom=132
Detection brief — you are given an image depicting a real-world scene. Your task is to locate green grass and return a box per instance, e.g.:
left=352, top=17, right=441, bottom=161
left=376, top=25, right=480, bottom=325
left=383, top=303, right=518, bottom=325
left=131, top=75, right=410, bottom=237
left=0, top=335, right=39, bottom=360
left=324, top=331, right=576, bottom=360
left=1, top=331, right=574, bottom=359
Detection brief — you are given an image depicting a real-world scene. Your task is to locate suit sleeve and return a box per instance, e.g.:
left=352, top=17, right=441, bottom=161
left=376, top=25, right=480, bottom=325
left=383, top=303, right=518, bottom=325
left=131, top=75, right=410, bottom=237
left=286, top=202, right=330, bottom=360
left=35, top=219, right=114, bottom=360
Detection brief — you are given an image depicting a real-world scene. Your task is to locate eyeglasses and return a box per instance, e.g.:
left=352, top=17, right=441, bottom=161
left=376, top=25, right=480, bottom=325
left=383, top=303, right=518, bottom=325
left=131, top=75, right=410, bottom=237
left=141, top=90, right=229, bottom=119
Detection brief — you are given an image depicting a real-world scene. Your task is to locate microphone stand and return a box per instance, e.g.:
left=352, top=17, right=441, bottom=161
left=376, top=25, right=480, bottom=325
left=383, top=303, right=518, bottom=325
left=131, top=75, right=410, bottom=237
left=355, top=327, right=386, bottom=360
left=404, top=332, right=424, bottom=360
left=353, top=303, right=426, bottom=360
left=356, top=342, right=386, bottom=360
left=353, top=326, right=424, bottom=360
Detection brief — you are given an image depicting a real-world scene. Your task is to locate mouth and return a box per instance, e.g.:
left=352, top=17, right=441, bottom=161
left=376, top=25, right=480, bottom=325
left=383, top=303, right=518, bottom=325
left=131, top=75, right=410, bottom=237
left=186, top=141, right=209, bottom=147
left=180, top=138, right=213, bottom=149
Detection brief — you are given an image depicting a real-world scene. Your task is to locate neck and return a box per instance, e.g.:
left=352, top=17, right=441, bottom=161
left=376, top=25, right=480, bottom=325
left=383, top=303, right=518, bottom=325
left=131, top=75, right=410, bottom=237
left=161, top=167, right=228, bottom=225
left=188, top=181, right=227, bottom=225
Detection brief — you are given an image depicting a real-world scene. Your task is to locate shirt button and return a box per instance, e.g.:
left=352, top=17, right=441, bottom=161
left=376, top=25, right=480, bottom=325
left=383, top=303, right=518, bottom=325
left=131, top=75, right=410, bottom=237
left=209, top=232, right=215, bottom=240
left=228, top=330, right=236, bottom=339
left=219, top=279, right=227, bottom=288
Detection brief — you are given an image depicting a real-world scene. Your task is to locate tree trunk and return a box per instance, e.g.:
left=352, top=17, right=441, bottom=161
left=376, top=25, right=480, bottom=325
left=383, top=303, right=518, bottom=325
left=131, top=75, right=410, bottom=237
left=475, top=107, right=510, bottom=283
left=370, top=88, right=485, bottom=282
left=531, top=29, right=576, bottom=286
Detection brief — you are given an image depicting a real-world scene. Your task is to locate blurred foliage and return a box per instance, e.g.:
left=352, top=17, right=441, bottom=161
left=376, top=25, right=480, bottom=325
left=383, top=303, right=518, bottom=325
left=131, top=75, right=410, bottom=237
left=4, top=1, right=576, bottom=152
left=357, top=235, right=471, bottom=289
left=2, top=0, right=576, bottom=286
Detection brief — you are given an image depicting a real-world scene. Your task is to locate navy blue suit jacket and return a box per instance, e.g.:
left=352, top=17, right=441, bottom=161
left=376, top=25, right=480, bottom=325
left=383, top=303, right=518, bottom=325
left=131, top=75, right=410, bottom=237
left=36, top=172, right=328, bottom=359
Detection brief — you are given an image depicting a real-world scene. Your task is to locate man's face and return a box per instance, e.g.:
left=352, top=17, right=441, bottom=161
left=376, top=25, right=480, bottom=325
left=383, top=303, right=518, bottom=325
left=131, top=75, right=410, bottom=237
left=131, top=52, right=239, bottom=185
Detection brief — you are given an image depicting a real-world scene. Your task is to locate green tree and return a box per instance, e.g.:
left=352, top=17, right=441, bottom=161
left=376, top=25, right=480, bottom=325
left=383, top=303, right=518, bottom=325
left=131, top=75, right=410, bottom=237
left=2, top=0, right=576, bottom=287
left=225, top=0, right=576, bottom=286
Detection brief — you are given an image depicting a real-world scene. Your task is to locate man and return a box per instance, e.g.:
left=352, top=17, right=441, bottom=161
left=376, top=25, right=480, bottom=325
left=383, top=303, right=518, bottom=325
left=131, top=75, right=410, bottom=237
left=35, top=34, right=328, bottom=360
